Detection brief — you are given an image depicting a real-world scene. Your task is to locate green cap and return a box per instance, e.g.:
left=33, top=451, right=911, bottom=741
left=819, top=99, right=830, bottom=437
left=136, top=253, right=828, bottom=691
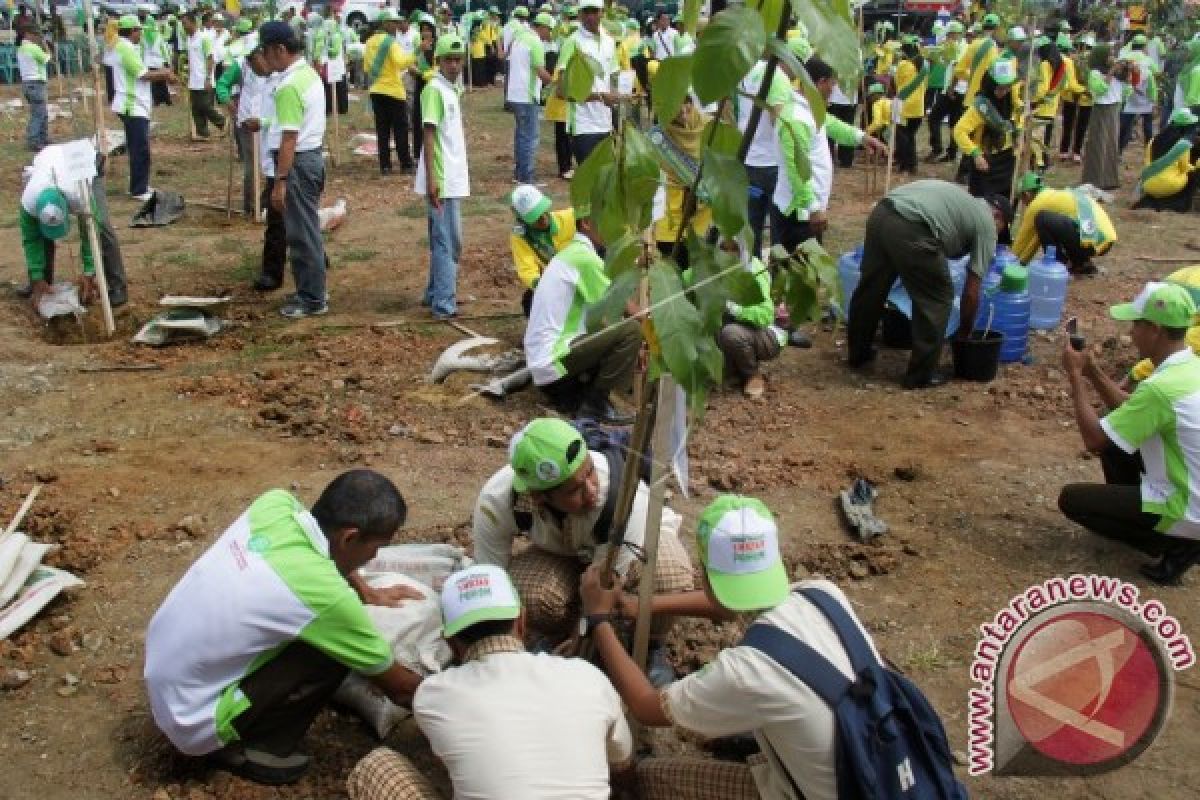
left=513, top=5, right=530, bottom=17
left=947, top=20, right=964, bottom=34
left=1016, top=171, right=1043, bottom=194
left=511, top=183, right=552, bottom=224
left=1008, top=25, right=1027, bottom=42
left=235, top=18, right=253, bottom=33
left=990, top=58, right=1017, bottom=86
left=696, top=496, right=789, bottom=612
left=418, top=12, right=437, bottom=27
left=1132, top=33, right=1148, bottom=46
left=982, top=12, right=1000, bottom=28
left=534, top=11, right=554, bottom=27
left=508, top=418, right=587, bottom=493
left=578, top=0, right=603, bottom=10
left=868, top=82, right=885, bottom=94
left=565, top=5, right=578, bottom=17
left=489, top=5, right=500, bottom=13
left=1111, top=282, right=1198, bottom=328
left=35, top=188, right=70, bottom=241
left=434, top=33, right=465, bottom=58
left=1171, top=107, right=1199, bottom=127
left=376, top=9, right=398, bottom=23
left=440, top=565, right=521, bottom=637
left=902, top=33, right=920, bottom=46
left=1056, top=32, right=1072, bottom=51
left=1033, top=34, right=1051, bottom=49
left=118, top=13, right=142, bottom=30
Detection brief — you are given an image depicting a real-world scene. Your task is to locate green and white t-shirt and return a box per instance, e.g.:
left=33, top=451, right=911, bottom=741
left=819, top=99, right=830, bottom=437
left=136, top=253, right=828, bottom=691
left=1101, top=349, right=1200, bottom=539
left=17, top=40, right=49, bottom=82
left=523, top=233, right=610, bottom=386
left=273, top=59, right=326, bottom=153
left=144, top=490, right=394, bottom=756
left=506, top=28, right=545, bottom=105
left=415, top=73, right=470, bottom=199
left=187, top=30, right=215, bottom=90
left=558, top=28, right=617, bottom=135
left=111, top=38, right=152, bottom=119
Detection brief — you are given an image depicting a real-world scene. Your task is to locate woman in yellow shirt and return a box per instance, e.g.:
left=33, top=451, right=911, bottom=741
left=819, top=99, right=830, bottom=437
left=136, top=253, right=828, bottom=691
left=1133, top=108, right=1199, bottom=212
left=1059, top=33, right=1095, bottom=163
left=893, top=36, right=927, bottom=174
left=954, top=59, right=1020, bottom=199
left=865, top=82, right=891, bottom=139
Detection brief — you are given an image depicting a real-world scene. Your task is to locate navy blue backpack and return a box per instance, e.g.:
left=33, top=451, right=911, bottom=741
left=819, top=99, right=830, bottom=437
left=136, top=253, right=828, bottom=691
left=740, top=588, right=969, bottom=800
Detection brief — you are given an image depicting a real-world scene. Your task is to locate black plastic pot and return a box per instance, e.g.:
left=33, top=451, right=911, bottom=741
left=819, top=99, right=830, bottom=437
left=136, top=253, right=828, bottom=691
left=952, top=331, right=1005, bottom=382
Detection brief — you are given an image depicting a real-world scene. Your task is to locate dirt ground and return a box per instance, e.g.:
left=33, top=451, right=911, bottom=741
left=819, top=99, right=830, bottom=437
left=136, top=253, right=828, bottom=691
left=2, top=76, right=1200, bottom=800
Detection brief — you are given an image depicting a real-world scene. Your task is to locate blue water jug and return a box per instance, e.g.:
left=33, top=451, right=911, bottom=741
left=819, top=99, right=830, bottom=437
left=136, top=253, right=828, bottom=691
left=1028, top=245, right=1070, bottom=330
left=884, top=255, right=969, bottom=336
left=838, top=245, right=864, bottom=318
left=991, top=265, right=1031, bottom=363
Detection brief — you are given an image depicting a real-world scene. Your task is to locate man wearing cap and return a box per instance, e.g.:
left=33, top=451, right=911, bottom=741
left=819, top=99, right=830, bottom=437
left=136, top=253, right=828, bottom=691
left=346, top=564, right=636, bottom=799
left=954, top=12, right=1004, bottom=106
left=216, top=27, right=268, bottom=216
left=502, top=5, right=528, bottom=58
left=523, top=216, right=643, bottom=419
left=112, top=14, right=176, bottom=201
left=558, top=0, right=617, bottom=164
left=508, top=13, right=554, bottom=184
left=183, top=12, right=225, bottom=140
left=472, top=418, right=693, bottom=679
left=927, top=20, right=967, bottom=163
left=847, top=179, right=1007, bottom=389
left=580, top=494, right=885, bottom=800
left=261, top=20, right=331, bottom=319
left=1120, top=33, right=1158, bottom=151
left=364, top=10, right=417, bottom=177
left=416, top=33, right=470, bottom=320
left=510, top=183, right=576, bottom=315
left=141, top=7, right=174, bottom=107
left=19, top=143, right=129, bottom=311
left=1060, top=282, right=1200, bottom=585
left=144, top=470, right=424, bottom=785
left=1013, top=171, right=1116, bottom=274
left=17, top=27, right=51, bottom=151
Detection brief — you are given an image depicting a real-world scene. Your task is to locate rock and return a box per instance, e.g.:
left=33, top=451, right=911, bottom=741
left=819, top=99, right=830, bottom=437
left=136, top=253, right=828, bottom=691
left=259, top=403, right=291, bottom=422
left=152, top=789, right=171, bottom=800
left=893, top=464, right=920, bottom=482
left=331, top=378, right=346, bottom=390
left=484, top=434, right=506, bottom=448
left=175, top=514, right=203, bottom=536
left=33, top=469, right=59, bottom=483
left=315, top=348, right=333, bottom=360
left=848, top=562, right=870, bottom=580
left=1, top=668, right=32, bottom=690
left=92, top=439, right=118, bottom=453
left=387, top=424, right=409, bottom=437
left=56, top=685, right=78, bottom=697
left=82, top=631, right=105, bottom=653
left=48, top=630, right=76, bottom=657
left=902, top=544, right=922, bottom=557
left=952, top=750, right=968, bottom=767
left=1032, top=385, right=1046, bottom=398
left=107, top=487, right=120, bottom=498
left=416, top=431, right=446, bottom=445
left=63, top=672, right=80, bottom=686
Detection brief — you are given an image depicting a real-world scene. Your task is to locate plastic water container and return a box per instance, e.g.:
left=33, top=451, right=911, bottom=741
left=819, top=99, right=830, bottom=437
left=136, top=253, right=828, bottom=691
left=991, top=244, right=1020, bottom=279
left=1028, top=245, right=1070, bottom=330
left=838, top=245, right=864, bottom=317
left=973, top=245, right=1018, bottom=331
left=991, top=265, right=1031, bottom=363
left=885, top=255, right=969, bottom=336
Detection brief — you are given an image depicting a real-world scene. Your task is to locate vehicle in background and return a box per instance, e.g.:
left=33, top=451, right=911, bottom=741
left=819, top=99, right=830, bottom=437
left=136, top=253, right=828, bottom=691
left=304, top=0, right=390, bottom=33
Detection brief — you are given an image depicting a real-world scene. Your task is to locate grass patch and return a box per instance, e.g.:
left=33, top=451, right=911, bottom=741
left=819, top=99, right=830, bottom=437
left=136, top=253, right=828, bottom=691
left=164, top=250, right=201, bottom=267
left=902, top=641, right=954, bottom=673
left=229, top=251, right=257, bottom=281
left=396, top=204, right=426, bottom=219
left=215, top=236, right=243, bottom=254
left=337, top=248, right=379, bottom=263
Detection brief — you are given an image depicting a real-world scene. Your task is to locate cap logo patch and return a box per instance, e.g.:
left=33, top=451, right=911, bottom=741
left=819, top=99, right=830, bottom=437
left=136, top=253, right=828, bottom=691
left=731, top=533, right=768, bottom=564
left=536, top=459, right=561, bottom=482
left=456, top=573, right=493, bottom=603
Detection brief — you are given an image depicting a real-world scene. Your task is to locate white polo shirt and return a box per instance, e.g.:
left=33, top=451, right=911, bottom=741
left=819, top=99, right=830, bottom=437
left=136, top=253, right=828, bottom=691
left=650, top=26, right=679, bottom=60
left=186, top=30, right=215, bottom=90
left=273, top=58, right=326, bottom=153
left=111, top=38, right=152, bottom=119
left=663, top=580, right=880, bottom=800
left=21, top=145, right=89, bottom=215
left=413, top=636, right=634, bottom=799
left=737, top=61, right=793, bottom=168
left=559, top=27, right=617, bottom=135
left=415, top=73, right=470, bottom=199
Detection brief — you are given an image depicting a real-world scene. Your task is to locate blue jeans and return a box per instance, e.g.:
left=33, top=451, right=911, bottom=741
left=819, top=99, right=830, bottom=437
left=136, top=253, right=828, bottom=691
left=745, top=164, right=778, bottom=258
left=512, top=102, right=540, bottom=182
left=284, top=149, right=328, bottom=309
left=119, top=113, right=150, bottom=196
left=425, top=197, right=462, bottom=317
left=23, top=80, right=47, bottom=151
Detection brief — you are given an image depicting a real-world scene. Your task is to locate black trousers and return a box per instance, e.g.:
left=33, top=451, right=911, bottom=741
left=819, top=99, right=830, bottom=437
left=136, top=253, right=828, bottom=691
left=540, top=318, right=641, bottom=408
left=151, top=79, right=171, bottom=106
left=260, top=177, right=287, bottom=284
left=1058, top=445, right=1173, bottom=556
left=772, top=212, right=822, bottom=255
left=555, top=121, right=573, bottom=175
left=323, top=78, right=349, bottom=116
left=1060, top=101, right=1091, bottom=155
left=927, top=90, right=963, bottom=156
left=848, top=200, right=952, bottom=384
left=896, top=117, right=920, bottom=172
left=232, top=640, right=348, bottom=756
left=828, top=102, right=857, bottom=167
left=1033, top=211, right=1092, bottom=270
left=746, top=164, right=778, bottom=257
left=411, top=77, right=426, bottom=159
left=571, top=132, right=608, bottom=165
left=370, top=93, right=413, bottom=172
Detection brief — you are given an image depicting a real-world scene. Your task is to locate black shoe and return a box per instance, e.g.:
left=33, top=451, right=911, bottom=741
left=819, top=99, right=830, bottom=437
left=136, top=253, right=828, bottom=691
left=901, top=370, right=950, bottom=390
left=380, top=166, right=393, bottom=176
left=253, top=275, right=282, bottom=291
left=108, top=291, right=127, bottom=309
left=1140, top=542, right=1200, bottom=586
left=14, top=283, right=32, bottom=298
left=847, top=346, right=877, bottom=368
left=210, top=745, right=310, bottom=786
left=578, top=394, right=635, bottom=426
left=788, top=329, right=813, bottom=348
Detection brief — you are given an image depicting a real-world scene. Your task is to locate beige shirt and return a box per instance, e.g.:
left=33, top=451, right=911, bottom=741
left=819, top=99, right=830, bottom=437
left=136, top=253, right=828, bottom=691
left=412, top=636, right=634, bottom=799
left=471, top=450, right=683, bottom=577
left=663, top=581, right=880, bottom=800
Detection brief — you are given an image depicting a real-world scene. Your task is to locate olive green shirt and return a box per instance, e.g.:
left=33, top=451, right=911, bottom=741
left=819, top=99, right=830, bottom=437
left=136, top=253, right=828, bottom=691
left=885, top=179, right=998, bottom=278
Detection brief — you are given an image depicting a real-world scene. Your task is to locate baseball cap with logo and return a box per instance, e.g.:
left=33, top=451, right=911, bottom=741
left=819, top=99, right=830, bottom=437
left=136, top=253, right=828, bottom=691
left=235, top=18, right=253, bottom=33
left=578, top=0, right=603, bottom=10
left=1132, top=33, right=1148, bottom=46
left=511, top=184, right=551, bottom=224
left=947, top=20, right=964, bottom=34
left=534, top=12, right=555, bottom=28
left=1170, top=107, right=1199, bottom=127
left=508, top=418, right=587, bottom=493
left=377, top=9, right=399, bottom=23
left=696, top=495, right=789, bottom=612
left=35, top=188, right=70, bottom=241
left=441, top=565, right=521, bottom=637
left=435, top=33, right=465, bottom=58
left=118, top=14, right=142, bottom=30
left=1111, top=282, right=1197, bottom=329
left=1008, top=25, right=1027, bottom=42
left=1016, top=171, right=1043, bottom=194
left=513, top=5, right=530, bottom=17
left=990, top=59, right=1017, bottom=86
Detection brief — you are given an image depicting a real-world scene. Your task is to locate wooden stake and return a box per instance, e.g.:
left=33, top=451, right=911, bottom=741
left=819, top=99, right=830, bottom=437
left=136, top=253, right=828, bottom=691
left=185, top=83, right=199, bottom=140
left=79, top=178, right=115, bottom=337
left=329, top=77, right=341, bottom=169
left=2, top=485, right=42, bottom=541
left=252, top=130, right=262, bottom=222
left=81, top=0, right=108, bottom=155
left=225, top=123, right=235, bottom=218
left=76, top=52, right=89, bottom=117
left=883, top=97, right=897, bottom=194
left=1010, top=16, right=1038, bottom=207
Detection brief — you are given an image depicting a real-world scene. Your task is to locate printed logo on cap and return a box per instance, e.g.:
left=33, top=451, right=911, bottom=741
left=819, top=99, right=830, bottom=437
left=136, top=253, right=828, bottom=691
left=535, top=459, right=561, bottom=483
left=706, top=509, right=780, bottom=575
left=455, top=569, right=497, bottom=604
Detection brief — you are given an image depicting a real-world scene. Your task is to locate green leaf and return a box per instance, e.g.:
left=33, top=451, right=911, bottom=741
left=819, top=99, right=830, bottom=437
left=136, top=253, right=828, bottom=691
left=726, top=266, right=766, bottom=307
left=649, top=260, right=720, bottom=417
left=564, top=49, right=600, bottom=103
left=772, top=238, right=842, bottom=324
left=703, top=118, right=742, bottom=157
left=621, top=127, right=664, bottom=232
left=765, top=36, right=804, bottom=82
left=683, top=238, right=727, bottom=334
left=754, top=0, right=790, bottom=39
left=603, top=231, right=644, bottom=278
left=586, top=267, right=640, bottom=333
left=570, top=137, right=614, bottom=216
left=793, top=0, right=861, bottom=91
left=699, top=149, right=749, bottom=239
left=692, top=7, right=767, bottom=104
left=592, top=163, right=627, bottom=245
left=651, top=55, right=694, bottom=129
left=682, top=0, right=701, bottom=34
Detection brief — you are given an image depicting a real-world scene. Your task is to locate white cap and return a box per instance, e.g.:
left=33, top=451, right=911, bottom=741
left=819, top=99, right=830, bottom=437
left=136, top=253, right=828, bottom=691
left=440, top=565, right=521, bottom=637
left=510, top=184, right=550, bottom=224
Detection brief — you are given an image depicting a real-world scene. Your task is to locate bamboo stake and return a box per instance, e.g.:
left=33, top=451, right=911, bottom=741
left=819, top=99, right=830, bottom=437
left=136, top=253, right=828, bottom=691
left=252, top=130, right=262, bottom=222
left=2, top=485, right=42, bottom=541
left=884, top=97, right=897, bottom=193
left=79, top=178, right=115, bottom=337
left=328, top=76, right=341, bottom=169
left=1010, top=16, right=1038, bottom=207
left=81, top=0, right=107, bottom=155
left=225, top=121, right=235, bottom=218
left=76, top=51, right=89, bottom=117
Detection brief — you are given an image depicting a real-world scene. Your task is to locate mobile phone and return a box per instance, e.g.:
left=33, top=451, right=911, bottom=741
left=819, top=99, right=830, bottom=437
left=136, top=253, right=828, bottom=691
left=1066, top=317, right=1085, bottom=351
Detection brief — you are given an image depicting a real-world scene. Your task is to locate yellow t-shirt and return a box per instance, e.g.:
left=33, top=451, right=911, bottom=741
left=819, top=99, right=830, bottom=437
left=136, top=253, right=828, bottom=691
left=1142, top=141, right=1196, bottom=198
left=894, top=59, right=926, bottom=120
left=1012, top=188, right=1118, bottom=264
left=364, top=33, right=416, bottom=100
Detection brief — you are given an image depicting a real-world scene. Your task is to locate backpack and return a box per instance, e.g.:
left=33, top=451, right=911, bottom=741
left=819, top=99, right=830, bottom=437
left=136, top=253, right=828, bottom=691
left=511, top=418, right=651, bottom=547
left=740, top=587, right=968, bottom=800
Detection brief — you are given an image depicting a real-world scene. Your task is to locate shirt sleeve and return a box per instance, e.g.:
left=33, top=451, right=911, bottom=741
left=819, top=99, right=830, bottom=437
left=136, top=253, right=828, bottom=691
left=120, top=42, right=147, bottom=79
left=825, top=114, right=864, bottom=147
left=511, top=230, right=542, bottom=289
left=471, top=469, right=520, bottom=568
left=274, top=84, right=304, bottom=131
left=300, top=590, right=395, bottom=675
left=663, top=648, right=770, bottom=738
left=1101, top=383, right=1173, bottom=454
left=530, top=39, right=545, bottom=69
left=953, top=105, right=982, bottom=156
left=421, top=82, right=444, bottom=127
left=215, top=59, right=241, bottom=104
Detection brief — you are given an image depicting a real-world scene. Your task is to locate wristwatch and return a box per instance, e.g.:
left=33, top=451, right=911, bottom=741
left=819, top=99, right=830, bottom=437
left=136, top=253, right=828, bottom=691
left=580, top=612, right=614, bottom=639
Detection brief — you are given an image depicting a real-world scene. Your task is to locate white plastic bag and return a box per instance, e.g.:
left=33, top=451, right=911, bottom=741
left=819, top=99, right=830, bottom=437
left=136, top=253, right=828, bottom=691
left=0, top=566, right=84, bottom=640
left=37, top=282, right=86, bottom=320
left=362, top=543, right=473, bottom=591
left=0, top=533, right=28, bottom=589
left=0, top=540, right=55, bottom=609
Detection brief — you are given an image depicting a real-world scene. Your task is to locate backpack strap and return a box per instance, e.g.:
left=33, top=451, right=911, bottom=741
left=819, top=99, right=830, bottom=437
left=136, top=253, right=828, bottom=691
left=740, top=624, right=851, bottom=708
left=797, top=587, right=880, bottom=677
left=591, top=450, right=624, bottom=546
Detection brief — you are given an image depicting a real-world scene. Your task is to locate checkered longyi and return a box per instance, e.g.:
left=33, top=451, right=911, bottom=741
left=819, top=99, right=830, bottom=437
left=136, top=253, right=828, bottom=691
left=346, top=747, right=442, bottom=800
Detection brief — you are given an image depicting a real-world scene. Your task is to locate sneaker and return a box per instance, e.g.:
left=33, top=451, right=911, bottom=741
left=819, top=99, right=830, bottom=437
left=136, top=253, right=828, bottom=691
left=210, top=745, right=310, bottom=786
left=253, top=275, right=282, bottom=291
left=431, top=310, right=458, bottom=320
left=743, top=374, right=766, bottom=398
left=131, top=189, right=155, bottom=202
left=280, top=300, right=328, bottom=318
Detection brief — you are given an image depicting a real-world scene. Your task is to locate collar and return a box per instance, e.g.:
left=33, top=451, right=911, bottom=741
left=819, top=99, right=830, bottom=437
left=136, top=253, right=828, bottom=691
left=1153, top=348, right=1195, bottom=374
left=295, top=507, right=331, bottom=557
left=278, top=57, right=309, bottom=81
left=569, top=232, right=596, bottom=253
left=464, top=634, right=525, bottom=662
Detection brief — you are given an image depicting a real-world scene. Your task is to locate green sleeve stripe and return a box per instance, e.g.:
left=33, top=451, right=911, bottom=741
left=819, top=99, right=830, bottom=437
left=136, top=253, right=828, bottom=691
left=421, top=83, right=444, bottom=126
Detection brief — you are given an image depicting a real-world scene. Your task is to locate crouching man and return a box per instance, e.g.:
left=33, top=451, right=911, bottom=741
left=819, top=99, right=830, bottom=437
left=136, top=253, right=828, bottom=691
left=346, top=564, right=636, bottom=799
left=143, top=470, right=423, bottom=785
left=472, top=417, right=693, bottom=684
